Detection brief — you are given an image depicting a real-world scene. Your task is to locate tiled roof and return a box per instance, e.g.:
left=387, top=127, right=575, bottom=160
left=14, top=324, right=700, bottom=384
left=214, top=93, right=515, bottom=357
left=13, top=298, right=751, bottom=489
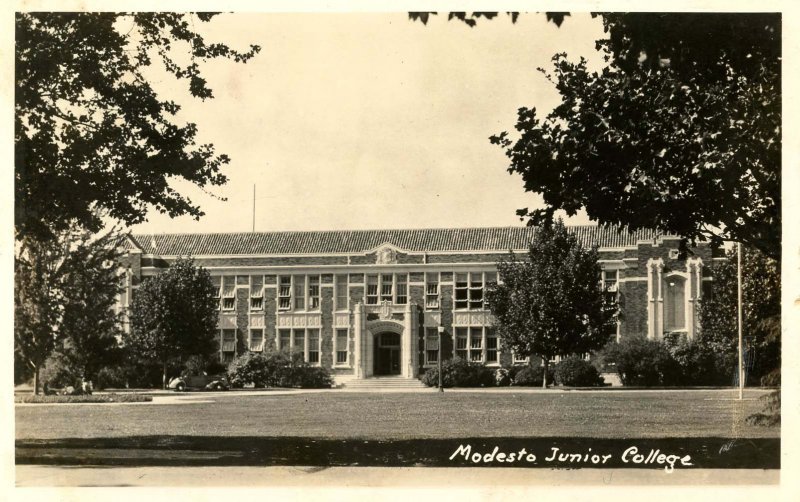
left=126, top=225, right=665, bottom=256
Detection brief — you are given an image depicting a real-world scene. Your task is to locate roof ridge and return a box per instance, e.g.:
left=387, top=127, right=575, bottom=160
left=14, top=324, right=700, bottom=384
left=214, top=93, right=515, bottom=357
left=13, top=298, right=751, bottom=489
left=131, top=223, right=632, bottom=238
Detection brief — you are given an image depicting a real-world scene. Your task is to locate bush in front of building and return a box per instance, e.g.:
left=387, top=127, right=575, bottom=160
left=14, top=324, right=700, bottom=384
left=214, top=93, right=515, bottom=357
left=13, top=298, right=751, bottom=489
left=598, top=337, right=671, bottom=386
left=510, top=364, right=554, bottom=387
left=227, top=350, right=333, bottom=389
left=420, top=357, right=496, bottom=388
left=553, top=356, right=605, bottom=387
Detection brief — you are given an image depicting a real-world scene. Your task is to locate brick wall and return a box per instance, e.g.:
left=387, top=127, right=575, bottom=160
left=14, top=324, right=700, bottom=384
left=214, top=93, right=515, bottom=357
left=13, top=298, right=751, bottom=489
left=321, top=287, right=334, bottom=370
left=264, top=287, right=277, bottom=350
left=235, top=288, right=249, bottom=355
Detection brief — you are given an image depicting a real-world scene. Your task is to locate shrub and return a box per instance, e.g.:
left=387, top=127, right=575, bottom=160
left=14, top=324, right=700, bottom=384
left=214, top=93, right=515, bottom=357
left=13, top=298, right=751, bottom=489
left=554, top=356, right=604, bottom=387
left=495, top=368, right=512, bottom=387
left=511, top=364, right=554, bottom=387
left=420, top=358, right=495, bottom=388
left=40, top=354, right=81, bottom=389
left=15, top=393, right=152, bottom=404
left=227, top=350, right=333, bottom=389
left=95, top=366, right=130, bottom=389
left=599, top=337, right=679, bottom=386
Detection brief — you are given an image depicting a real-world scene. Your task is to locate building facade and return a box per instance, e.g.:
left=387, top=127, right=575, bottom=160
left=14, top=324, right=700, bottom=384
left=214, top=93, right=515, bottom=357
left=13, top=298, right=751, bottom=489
left=119, top=226, right=720, bottom=383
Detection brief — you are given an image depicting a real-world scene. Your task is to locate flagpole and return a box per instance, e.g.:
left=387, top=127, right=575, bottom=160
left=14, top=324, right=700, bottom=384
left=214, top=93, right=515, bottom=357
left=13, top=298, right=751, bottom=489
left=252, top=184, right=256, bottom=232
left=737, top=242, right=744, bottom=401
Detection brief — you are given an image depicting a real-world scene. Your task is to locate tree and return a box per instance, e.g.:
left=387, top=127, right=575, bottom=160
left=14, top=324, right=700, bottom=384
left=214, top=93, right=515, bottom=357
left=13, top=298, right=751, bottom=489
left=126, top=257, right=219, bottom=389
left=15, top=12, right=260, bottom=242
left=488, top=13, right=779, bottom=259
left=14, top=225, right=124, bottom=394
left=700, top=247, right=780, bottom=385
left=486, top=220, right=617, bottom=387
left=53, top=230, right=126, bottom=383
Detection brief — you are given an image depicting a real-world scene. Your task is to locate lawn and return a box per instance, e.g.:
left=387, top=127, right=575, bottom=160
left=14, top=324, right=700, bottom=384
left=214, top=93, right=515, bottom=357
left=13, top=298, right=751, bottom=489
left=15, top=389, right=778, bottom=440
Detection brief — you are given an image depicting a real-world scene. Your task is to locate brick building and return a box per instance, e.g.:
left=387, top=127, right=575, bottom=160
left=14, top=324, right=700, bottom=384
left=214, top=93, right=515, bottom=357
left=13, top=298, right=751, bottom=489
left=119, top=226, right=719, bottom=384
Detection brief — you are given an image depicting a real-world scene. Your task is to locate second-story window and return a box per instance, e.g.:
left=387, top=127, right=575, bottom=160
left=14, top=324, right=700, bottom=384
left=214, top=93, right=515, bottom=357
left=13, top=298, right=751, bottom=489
left=335, top=275, right=348, bottom=311
left=396, top=273, right=407, bottom=304
left=293, top=276, right=305, bottom=310
left=308, top=275, right=320, bottom=310
left=212, top=276, right=221, bottom=310
left=425, top=272, right=439, bottom=309
left=366, top=275, right=379, bottom=305
left=221, top=276, right=236, bottom=311
left=278, top=275, right=291, bottom=310
left=380, top=274, right=393, bottom=302
left=250, top=276, right=263, bottom=310
left=455, top=272, right=487, bottom=310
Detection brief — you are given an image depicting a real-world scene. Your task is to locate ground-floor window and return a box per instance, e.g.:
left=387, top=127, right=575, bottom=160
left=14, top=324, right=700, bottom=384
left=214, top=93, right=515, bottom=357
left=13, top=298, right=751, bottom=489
left=454, top=326, right=498, bottom=365
left=335, top=328, right=349, bottom=365
left=277, top=328, right=321, bottom=365
left=249, top=329, right=264, bottom=352
left=425, top=327, right=439, bottom=365
left=221, top=329, right=236, bottom=361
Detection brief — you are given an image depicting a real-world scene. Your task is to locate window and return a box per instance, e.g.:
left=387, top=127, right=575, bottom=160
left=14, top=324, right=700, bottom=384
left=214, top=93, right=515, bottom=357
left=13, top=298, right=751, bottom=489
left=470, top=327, right=483, bottom=362
left=486, top=328, right=498, bottom=364
left=425, top=327, right=439, bottom=364
left=484, top=272, right=497, bottom=309
left=454, top=326, right=497, bottom=364
left=308, top=329, right=320, bottom=364
left=513, top=352, right=529, bottom=364
left=249, top=329, right=264, bottom=352
left=425, top=272, right=439, bottom=309
left=664, top=275, right=686, bottom=331
left=308, top=275, right=320, bottom=310
left=367, top=274, right=407, bottom=305
left=211, top=276, right=221, bottom=310
left=396, top=273, right=408, bottom=305
left=278, top=276, right=292, bottom=310
left=366, top=275, right=379, bottom=305
left=455, top=272, right=487, bottom=310
left=603, top=269, right=619, bottom=293
left=221, top=276, right=236, bottom=311
left=336, top=329, right=349, bottom=365
left=250, top=276, right=263, bottom=311
left=335, top=275, right=348, bottom=311
left=294, top=276, right=305, bottom=310
left=381, top=274, right=393, bottom=302
left=279, top=329, right=291, bottom=350
left=277, top=328, right=320, bottom=365
left=221, top=329, right=236, bottom=360
left=455, top=327, right=468, bottom=359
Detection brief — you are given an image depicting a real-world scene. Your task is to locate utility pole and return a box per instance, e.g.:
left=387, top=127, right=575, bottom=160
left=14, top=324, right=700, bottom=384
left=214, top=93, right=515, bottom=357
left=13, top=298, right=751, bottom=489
left=737, top=242, right=744, bottom=401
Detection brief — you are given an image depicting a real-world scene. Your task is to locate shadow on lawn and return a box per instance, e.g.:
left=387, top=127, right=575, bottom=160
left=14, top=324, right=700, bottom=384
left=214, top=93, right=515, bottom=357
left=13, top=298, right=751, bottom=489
left=16, top=436, right=779, bottom=469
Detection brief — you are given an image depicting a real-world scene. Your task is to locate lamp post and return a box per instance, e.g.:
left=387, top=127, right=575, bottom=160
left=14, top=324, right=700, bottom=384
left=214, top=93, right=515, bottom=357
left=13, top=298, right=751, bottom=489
left=437, top=326, right=444, bottom=393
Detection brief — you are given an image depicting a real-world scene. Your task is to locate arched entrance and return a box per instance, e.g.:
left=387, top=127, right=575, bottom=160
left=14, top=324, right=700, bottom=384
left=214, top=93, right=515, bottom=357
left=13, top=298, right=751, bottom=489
left=373, top=332, right=402, bottom=375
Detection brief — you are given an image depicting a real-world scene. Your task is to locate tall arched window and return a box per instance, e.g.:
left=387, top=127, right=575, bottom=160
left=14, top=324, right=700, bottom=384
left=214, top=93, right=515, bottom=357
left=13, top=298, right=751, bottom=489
left=664, top=275, right=686, bottom=331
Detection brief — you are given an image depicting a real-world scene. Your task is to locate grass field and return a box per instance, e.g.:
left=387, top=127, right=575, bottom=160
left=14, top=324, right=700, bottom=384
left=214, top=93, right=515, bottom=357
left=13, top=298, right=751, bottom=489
left=15, top=389, right=778, bottom=440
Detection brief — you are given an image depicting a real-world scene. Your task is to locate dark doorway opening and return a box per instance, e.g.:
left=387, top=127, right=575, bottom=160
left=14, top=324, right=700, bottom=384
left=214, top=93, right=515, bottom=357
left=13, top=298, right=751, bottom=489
left=374, top=332, right=401, bottom=375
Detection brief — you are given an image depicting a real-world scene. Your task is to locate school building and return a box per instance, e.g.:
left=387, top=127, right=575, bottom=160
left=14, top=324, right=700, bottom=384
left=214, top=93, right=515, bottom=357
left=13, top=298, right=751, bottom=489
left=119, top=226, right=719, bottom=385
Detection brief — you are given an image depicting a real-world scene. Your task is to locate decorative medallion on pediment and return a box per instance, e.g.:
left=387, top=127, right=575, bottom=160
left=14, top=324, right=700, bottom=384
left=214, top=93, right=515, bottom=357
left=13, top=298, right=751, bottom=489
left=376, top=245, right=398, bottom=265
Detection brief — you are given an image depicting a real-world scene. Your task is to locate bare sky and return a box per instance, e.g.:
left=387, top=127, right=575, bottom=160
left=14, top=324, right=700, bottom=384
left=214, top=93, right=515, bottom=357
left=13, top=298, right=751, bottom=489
left=130, top=12, right=607, bottom=234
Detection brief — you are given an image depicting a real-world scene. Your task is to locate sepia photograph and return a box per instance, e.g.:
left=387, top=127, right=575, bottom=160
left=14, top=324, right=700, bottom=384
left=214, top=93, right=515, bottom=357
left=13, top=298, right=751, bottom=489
left=5, top=0, right=796, bottom=498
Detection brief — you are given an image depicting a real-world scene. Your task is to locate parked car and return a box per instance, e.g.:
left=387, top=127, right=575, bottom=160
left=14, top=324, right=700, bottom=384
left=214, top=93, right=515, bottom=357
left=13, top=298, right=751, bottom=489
left=168, top=373, right=230, bottom=392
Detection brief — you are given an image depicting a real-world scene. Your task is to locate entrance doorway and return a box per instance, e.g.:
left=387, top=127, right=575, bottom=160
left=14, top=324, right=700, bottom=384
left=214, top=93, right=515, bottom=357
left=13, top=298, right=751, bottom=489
left=374, top=332, right=401, bottom=375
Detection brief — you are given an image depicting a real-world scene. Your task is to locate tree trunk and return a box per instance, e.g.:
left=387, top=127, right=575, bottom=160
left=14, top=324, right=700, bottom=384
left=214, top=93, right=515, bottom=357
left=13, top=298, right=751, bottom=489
left=162, top=361, right=167, bottom=390
left=33, top=367, right=40, bottom=395
left=542, top=357, right=549, bottom=389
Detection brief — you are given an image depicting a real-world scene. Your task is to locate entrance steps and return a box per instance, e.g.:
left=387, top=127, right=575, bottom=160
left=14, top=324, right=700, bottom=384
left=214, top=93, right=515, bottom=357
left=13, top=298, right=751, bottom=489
left=340, top=375, right=429, bottom=390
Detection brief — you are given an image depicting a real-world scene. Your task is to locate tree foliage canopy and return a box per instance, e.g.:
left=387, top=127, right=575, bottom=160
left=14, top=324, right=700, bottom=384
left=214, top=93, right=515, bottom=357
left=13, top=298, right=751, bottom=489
left=486, top=220, right=617, bottom=382
left=489, top=13, right=780, bottom=259
left=15, top=12, right=260, bottom=241
left=699, top=246, right=780, bottom=384
left=14, top=225, right=124, bottom=392
left=126, top=257, right=219, bottom=386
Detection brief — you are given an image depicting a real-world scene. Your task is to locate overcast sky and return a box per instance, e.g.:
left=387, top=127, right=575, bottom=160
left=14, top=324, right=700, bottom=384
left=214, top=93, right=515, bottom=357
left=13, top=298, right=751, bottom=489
left=129, top=12, right=607, bottom=234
